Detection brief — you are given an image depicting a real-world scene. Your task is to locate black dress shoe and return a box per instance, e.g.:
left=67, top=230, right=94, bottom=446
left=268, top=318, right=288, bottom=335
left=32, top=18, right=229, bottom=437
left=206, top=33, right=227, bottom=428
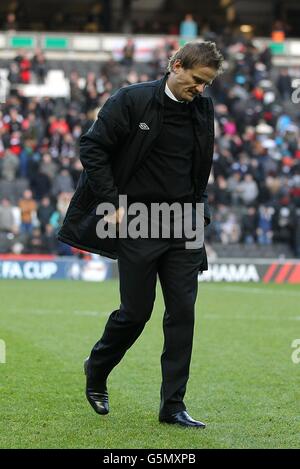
left=159, top=411, right=206, bottom=428
left=84, top=358, right=109, bottom=415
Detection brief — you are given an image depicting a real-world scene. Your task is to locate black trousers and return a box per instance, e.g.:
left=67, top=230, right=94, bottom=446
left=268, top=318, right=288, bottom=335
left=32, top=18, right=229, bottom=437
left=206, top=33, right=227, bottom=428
left=88, top=229, right=203, bottom=416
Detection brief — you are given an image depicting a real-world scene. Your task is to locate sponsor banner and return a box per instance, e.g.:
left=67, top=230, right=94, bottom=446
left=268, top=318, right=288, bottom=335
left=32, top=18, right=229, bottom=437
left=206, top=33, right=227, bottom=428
left=1, top=257, right=299, bottom=283
left=198, top=259, right=300, bottom=283
left=102, top=258, right=300, bottom=283
left=0, top=256, right=112, bottom=281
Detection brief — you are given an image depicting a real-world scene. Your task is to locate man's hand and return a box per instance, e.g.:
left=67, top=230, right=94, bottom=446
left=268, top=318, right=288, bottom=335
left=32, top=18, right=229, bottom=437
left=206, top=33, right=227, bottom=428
left=103, top=206, right=125, bottom=225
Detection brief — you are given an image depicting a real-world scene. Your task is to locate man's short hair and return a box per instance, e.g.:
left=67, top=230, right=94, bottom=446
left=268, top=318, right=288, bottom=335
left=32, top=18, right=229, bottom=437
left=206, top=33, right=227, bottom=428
left=168, top=41, right=224, bottom=74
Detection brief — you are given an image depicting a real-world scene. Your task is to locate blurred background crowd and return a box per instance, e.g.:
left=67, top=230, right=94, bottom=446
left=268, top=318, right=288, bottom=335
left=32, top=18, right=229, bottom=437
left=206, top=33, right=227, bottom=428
left=0, top=1, right=300, bottom=259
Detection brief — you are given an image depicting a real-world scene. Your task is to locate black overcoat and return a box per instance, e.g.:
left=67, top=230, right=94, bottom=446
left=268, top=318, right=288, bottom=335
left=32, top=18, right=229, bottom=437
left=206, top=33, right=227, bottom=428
left=58, top=74, right=215, bottom=270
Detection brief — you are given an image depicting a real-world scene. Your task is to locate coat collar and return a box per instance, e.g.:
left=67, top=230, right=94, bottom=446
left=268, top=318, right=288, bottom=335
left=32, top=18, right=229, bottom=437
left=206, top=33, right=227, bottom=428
left=154, top=73, right=170, bottom=106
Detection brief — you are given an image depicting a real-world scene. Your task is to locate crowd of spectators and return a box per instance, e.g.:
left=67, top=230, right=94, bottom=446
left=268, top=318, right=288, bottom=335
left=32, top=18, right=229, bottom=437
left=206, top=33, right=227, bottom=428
left=204, top=40, right=300, bottom=256
left=0, top=36, right=300, bottom=257
left=7, top=49, right=48, bottom=85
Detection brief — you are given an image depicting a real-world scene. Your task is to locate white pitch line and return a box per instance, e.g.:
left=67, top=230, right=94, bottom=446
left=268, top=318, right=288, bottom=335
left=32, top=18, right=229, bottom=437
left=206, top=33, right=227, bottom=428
left=6, top=309, right=64, bottom=315
left=201, top=314, right=300, bottom=321
left=73, top=311, right=109, bottom=317
left=6, top=309, right=109, bottom=317
left=202, top=285, right=300, bottom=297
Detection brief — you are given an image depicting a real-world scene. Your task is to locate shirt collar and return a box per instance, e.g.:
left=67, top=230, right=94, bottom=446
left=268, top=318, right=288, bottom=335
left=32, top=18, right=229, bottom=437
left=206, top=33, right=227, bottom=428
left=165, top=82, right=185, bottom=103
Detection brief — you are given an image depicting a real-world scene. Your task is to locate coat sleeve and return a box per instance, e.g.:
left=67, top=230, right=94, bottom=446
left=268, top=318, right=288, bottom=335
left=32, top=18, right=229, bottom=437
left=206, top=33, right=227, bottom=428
left=200, top=190, right=211, bottom=226
left=79, top=90, right=131, bottom=209
left=202, top=96, right=214, bottom=226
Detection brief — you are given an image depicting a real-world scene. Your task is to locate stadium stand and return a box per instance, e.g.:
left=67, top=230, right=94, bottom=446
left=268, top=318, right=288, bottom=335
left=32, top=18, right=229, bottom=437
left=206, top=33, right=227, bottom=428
left=0, top=34, right=300, bottom=259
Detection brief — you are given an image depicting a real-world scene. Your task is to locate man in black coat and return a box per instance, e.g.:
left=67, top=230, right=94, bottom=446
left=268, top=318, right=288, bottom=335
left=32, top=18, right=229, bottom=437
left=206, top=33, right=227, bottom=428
left=58, top=41, right=223, bottom=428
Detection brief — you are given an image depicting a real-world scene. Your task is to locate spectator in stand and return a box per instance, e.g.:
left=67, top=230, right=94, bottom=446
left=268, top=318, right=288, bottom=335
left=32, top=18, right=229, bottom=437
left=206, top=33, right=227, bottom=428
left=38, top=96, right=55, bottom=121
left=39, top=153, right=58, bottom=181
left=19, top=137, right=40, bottom=179
left=257, top=206, right=274, bottom=245
left=241, top=206, right=258, bottom=244
left=84, top=71, right=97, bottom=97
left=265, top=172, right=282, bottom=203
left=236, top=173, right=259, bottom=205
left=57, top=192, right=73, bottom=218
left=277, top=69, right=292, bottom=101
left=18, top=189, right=37, bottom=234
left=259, top=45, right=272, bottom=72
left=273, top=205, right=293, bottom=243
left=17, top=52, right=32, bottom=84
left=25, top=227, right=44, bottom=254
left=49, top=115, right=70, bottom=136
left=1, top=149, right=19, bottom=181
left=0, top=198, right=18, bottom=234
left=70, top=71, right=85, bottom=106
left=227, top=172, right=242, bottom=205
left=3, top=12, right=18, bottom=31
left=220, top=213, right=241, bottom=244
left=8, top=130, right=22, bottom=156
left=30, top=169, right=52, bottom=201
left=271, top=19, right=290, bottom=41
left=213, top=174, right=231, bottom=205
left=51, top=169, right=74, bottom=197
left=22, top=112, right=44, bottom=142
left=49, top=192, right=73, bottom=231
left=179, top=14, right=198, bottom=41
left=44, top=223, right=58, bottom=253
left=8, top=62, right=20, bottom=85
left=32, top=48, right=48, bottom=84
left=60, top=133, right=78, bottom=158
left=37, top=196, right=55, bottom=233
left=3, top=108, right=23, bottom=133
left=120, top=38, right=135, bottom=67
left=85, top=87, right=99, bottom=113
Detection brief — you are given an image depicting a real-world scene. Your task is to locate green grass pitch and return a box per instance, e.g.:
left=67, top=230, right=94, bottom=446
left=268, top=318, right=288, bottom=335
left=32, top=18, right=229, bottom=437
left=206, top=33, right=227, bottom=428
left=0, top=279, right=299, bottom=449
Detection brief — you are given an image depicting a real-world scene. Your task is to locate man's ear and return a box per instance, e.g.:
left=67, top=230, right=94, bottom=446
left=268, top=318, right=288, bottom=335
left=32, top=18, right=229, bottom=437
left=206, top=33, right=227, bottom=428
left=173, top=59, right=182, bottom=73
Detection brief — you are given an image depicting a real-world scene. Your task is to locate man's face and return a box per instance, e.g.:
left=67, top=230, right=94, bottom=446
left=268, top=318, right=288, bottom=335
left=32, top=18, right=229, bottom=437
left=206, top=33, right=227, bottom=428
left=169, top=60, right=218, bottom=102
